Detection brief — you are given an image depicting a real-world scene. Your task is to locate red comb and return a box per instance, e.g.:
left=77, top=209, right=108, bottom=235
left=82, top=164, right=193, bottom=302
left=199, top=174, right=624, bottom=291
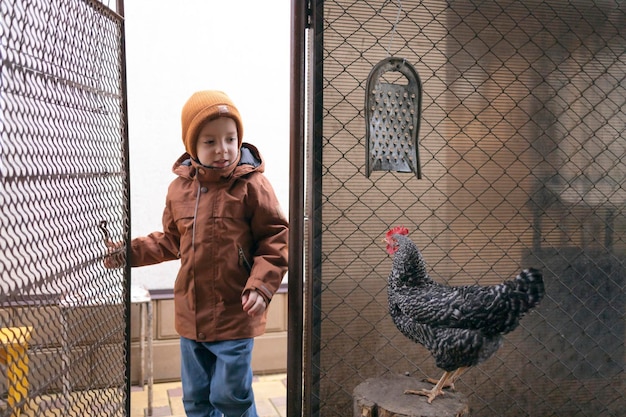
left=386, top=226, right=409, bottom=237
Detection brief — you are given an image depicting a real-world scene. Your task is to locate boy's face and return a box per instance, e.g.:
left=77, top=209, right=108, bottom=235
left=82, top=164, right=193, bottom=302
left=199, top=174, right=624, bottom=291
left=196, top=117, right=240, bottom=168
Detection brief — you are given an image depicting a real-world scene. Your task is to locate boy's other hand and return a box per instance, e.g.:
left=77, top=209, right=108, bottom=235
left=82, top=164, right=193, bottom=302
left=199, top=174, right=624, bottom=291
left=242, top=290, right=267, bottom=317
left=103, top=241, right=125, bottom=269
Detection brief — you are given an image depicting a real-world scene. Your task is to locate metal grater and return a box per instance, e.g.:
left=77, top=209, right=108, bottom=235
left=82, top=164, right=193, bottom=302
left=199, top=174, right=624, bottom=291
left=365, top=57, right=422, bottom=179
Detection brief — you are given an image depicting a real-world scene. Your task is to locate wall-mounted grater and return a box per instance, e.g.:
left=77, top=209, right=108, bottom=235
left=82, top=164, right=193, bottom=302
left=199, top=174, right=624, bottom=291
left=365, top=57, right=422, bottom=179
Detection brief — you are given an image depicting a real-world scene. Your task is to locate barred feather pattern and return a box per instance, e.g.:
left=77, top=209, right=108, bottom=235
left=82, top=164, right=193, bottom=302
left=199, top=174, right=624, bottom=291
left=387, top=233, right=545, bottom=372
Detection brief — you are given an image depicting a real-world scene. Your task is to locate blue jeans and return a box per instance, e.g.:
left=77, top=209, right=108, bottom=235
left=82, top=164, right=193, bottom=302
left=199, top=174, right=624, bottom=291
left=180, top=337, right=258, bottom=417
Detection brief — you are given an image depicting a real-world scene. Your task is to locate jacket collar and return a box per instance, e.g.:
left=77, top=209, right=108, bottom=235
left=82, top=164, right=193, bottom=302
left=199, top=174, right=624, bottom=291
left=172, top=142, right=265, bottom=182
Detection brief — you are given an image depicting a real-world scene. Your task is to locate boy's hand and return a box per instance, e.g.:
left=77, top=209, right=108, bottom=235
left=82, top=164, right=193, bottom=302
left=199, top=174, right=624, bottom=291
left=242, top=290, right=267, bottom=317
left=103, top=241, right=125, bottom=269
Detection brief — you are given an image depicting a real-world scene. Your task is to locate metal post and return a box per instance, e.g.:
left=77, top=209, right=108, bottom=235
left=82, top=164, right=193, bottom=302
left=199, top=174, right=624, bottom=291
left=288, top=0, right=307, bottom=416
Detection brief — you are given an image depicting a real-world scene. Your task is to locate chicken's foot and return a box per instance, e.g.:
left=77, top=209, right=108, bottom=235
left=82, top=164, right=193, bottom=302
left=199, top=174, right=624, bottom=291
left=404, top=370, right=453, bottom=404
left=424, top=376, right=447, bottom=386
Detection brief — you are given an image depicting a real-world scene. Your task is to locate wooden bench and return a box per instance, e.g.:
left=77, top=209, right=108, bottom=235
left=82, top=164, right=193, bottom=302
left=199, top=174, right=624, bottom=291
left=1, top=326, right=33, bottom=417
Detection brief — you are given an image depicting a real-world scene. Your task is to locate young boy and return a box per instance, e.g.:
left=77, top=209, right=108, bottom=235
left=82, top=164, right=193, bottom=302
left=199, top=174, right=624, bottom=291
left=107, top=90, right=289, bottom=417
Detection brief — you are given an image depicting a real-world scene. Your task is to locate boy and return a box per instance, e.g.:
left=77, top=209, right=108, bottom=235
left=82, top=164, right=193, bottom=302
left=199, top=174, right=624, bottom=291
left=107, top=90, right=288, bottom=417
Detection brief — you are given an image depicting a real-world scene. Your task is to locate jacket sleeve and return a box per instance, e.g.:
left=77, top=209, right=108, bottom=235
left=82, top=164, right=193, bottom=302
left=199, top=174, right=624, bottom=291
left=244, top=173, right=289, bottom=302
left=129, top=199, right=181, bottom=267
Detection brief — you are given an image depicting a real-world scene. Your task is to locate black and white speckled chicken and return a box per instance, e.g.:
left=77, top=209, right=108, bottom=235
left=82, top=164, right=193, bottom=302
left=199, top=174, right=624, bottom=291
left=384, top=226, right=544, bottom=403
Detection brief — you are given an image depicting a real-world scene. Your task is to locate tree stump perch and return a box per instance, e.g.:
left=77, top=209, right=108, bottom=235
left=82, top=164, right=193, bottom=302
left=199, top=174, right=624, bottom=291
left=353, top=374, right=470, bottom=417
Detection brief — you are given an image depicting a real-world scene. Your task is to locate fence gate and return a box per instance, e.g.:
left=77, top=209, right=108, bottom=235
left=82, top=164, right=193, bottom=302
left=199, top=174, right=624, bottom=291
left=306, top=0, right=626, bottom=416
left=1, top=0, right=130, bottom=416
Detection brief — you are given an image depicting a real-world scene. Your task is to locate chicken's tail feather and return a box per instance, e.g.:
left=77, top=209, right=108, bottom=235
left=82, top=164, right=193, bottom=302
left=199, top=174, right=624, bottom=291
left=513, top=268, right=545, bottom=310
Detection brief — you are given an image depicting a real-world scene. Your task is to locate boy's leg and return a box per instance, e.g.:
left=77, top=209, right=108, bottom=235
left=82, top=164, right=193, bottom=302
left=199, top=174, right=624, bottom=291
left=180, top=336, right=222, bottom=417
left=208, top=338, right=258, bottom=417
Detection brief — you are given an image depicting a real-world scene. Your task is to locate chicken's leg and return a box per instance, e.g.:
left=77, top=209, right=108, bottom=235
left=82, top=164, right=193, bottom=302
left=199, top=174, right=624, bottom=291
left=447, top=367, right=468, bottom=388
left=423, top=367, right=468, bottom=391
left=404, top=371, right=454, bottom=404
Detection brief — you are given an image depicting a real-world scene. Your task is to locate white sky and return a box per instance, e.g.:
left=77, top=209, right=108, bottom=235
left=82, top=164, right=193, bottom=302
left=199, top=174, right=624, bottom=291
left=123, top=1, right=291, bottom=289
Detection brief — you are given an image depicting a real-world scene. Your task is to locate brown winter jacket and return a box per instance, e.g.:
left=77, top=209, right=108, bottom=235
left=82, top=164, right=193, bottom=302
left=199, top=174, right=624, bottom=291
left=129, top=143, right=289, bottom=342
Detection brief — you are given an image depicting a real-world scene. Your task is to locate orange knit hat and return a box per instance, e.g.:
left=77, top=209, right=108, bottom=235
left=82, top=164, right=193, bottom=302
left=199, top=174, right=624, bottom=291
left=181, top=90, right=244, bottom=159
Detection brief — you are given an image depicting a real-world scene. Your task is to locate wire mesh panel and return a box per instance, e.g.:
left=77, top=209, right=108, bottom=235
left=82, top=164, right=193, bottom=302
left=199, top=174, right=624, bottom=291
left=307, top=0, right=625, bottom=416
left=1, top=0, right=130, bottom=416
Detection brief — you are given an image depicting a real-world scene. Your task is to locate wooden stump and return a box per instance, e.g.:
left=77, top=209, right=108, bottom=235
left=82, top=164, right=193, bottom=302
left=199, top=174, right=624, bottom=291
left=353, top=374, right=470, bottom=417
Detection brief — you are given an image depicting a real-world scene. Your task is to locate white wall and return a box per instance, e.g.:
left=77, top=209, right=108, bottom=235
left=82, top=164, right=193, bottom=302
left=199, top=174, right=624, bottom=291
left=124, top=1, right=291, bottom=289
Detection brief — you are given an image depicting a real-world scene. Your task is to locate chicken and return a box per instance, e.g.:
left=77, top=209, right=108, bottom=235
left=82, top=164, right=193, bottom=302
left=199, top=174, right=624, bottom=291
left=384, top=226, right=544, bottom=403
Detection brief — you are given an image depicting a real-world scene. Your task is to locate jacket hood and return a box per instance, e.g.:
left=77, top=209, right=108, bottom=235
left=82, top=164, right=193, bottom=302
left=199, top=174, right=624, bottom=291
left=172, top=142, right=265, bottom=182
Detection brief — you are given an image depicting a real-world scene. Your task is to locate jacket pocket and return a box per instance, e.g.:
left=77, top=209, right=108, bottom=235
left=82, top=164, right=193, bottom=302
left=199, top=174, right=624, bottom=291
left=170, top=202, right=196, bottom=235
left=216, top=193, right=246, bottom=219
left=238, top=245, right=252, bottom=273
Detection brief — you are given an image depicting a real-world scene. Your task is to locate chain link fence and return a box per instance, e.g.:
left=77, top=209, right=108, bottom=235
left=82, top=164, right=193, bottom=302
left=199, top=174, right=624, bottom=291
left=306, top=0, right=625, bottom=416
left=1, top=0, right=130, bottom=416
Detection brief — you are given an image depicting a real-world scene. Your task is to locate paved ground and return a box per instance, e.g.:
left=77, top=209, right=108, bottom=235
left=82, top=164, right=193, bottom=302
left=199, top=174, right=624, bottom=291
left=130, top=373, right=287, bottom=417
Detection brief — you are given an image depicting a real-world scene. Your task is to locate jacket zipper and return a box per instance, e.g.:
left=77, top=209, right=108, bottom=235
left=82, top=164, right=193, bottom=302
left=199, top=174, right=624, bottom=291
left=192, top=183, right=201, bottom=252
left=238, top=246, right=252, bottom=273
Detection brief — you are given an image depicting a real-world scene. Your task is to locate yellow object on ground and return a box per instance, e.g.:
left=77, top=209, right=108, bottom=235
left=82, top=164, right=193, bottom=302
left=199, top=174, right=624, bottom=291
left=0, top=326, right=33, bottom=417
